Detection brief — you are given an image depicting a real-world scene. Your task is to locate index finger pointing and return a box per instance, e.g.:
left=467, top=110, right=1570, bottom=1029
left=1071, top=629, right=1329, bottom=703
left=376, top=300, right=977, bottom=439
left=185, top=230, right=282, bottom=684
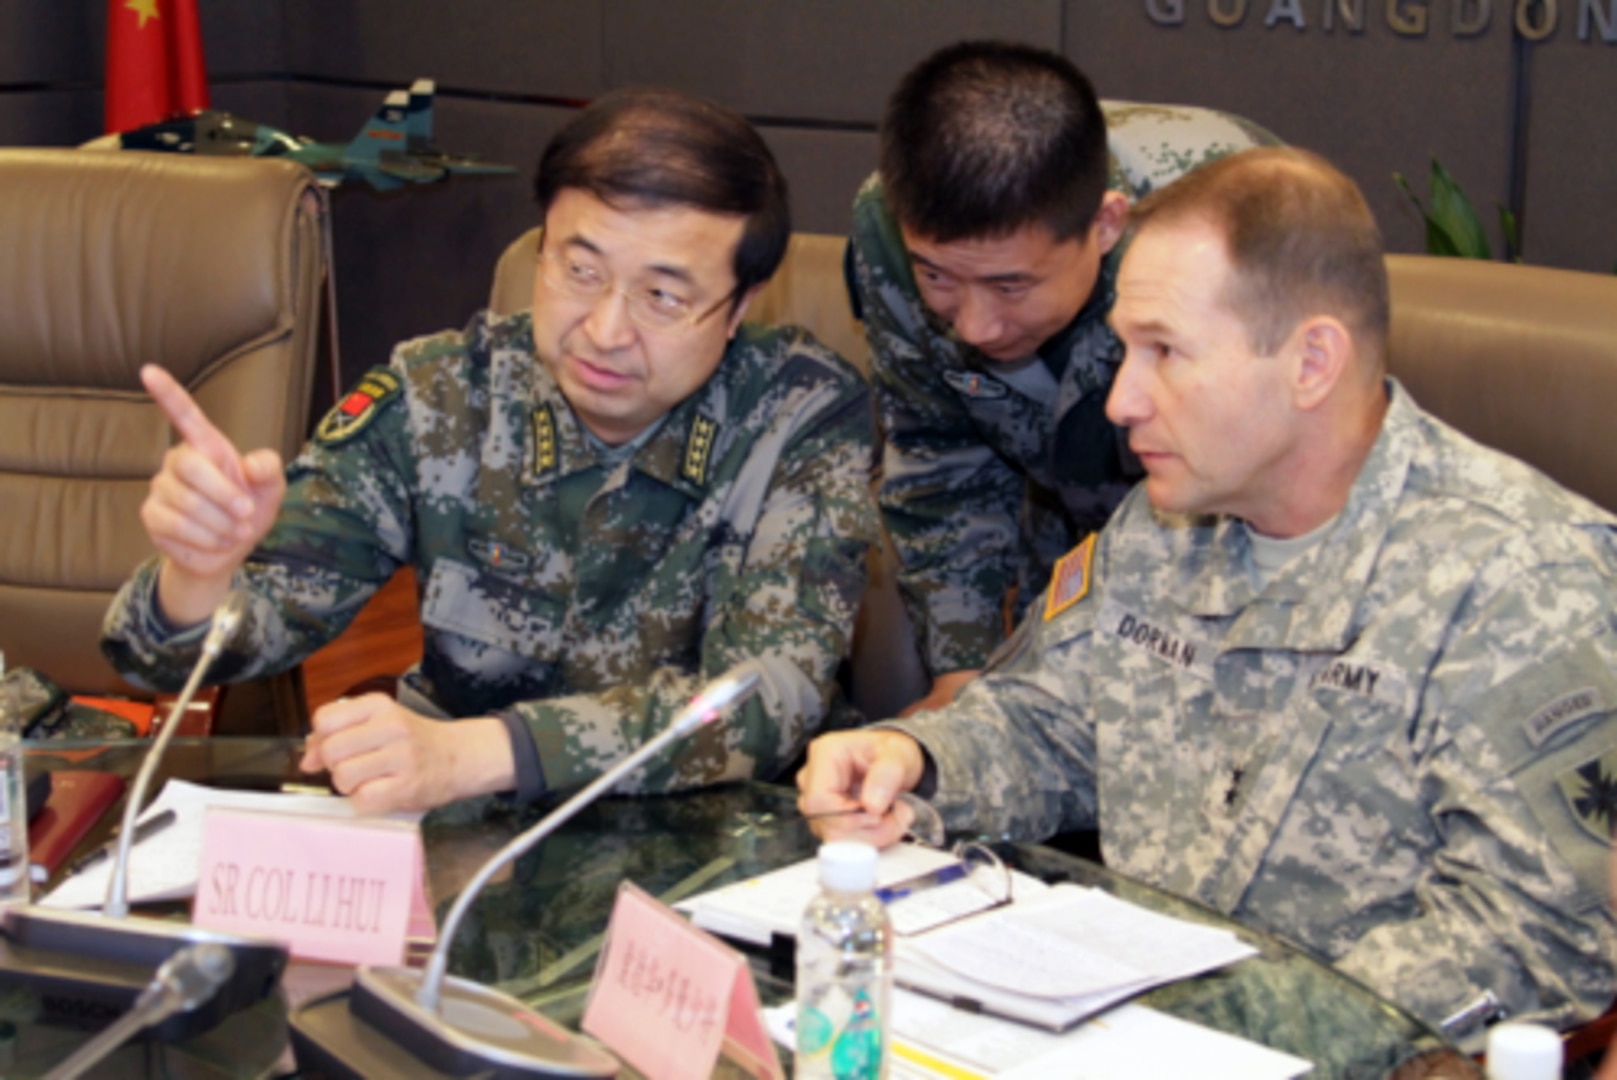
left=141, top=364, right=246, bottom=486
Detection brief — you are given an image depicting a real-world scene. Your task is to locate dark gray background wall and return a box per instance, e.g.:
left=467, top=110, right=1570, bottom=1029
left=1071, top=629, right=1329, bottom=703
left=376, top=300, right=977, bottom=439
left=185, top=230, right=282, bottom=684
left=4, top=2, right=1613, bottom=403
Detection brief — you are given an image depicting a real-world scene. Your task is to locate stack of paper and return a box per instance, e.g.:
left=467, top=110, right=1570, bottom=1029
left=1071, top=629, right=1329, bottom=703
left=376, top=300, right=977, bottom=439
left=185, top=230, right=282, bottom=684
left=679, top=844, right=1051, bottom=944
left=39, top=779, right=436, bottom=952
left=40, top=779, right=405, bottom=910
left=895, top=884, right=1257, bottom=1030
left=764, top=991, right=1314, bottom=1078
left=678, top=847, right=1255, bottom=1032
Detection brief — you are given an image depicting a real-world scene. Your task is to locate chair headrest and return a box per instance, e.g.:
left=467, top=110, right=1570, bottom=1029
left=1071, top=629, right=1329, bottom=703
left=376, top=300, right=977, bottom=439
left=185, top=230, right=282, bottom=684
left=0, top=148, right=319, bottom=391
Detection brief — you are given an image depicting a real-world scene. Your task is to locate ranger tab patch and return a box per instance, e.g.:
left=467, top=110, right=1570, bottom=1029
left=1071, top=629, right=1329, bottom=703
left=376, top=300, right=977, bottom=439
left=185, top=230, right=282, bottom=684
left=316, top=368, right=402, bottom=446
left=1045, top=535, right=1095, bottom=621
left=1558, top=748, right=1617, bottom=844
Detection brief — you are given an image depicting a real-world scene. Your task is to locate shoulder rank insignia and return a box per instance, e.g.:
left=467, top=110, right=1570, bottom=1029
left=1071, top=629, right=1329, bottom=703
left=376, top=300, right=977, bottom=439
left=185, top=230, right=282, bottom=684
left=315, top=368, right=402, bottom=446
left=681, top=414, right=718, bottom=486
left=1558, top=748, right=1617, bottom=844
left=1045, top=534, right=1096, bottom=622
left=529, top=403, right=558, bottom=478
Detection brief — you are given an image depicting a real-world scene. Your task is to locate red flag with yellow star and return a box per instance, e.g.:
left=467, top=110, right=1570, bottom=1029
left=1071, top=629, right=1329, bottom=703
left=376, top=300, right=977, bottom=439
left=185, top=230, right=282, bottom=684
left=104, top=0, right=210, bottom=133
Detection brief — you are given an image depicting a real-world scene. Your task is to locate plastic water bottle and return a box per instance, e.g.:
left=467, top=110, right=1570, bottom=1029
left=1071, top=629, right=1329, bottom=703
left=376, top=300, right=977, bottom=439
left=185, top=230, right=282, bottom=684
left=795, top=841, right=892, bottom=1080
left=1484, top=1022, right=1562, bottom=1079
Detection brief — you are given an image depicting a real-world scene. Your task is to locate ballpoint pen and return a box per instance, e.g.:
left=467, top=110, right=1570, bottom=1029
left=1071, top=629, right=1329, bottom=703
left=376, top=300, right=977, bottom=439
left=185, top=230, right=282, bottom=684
left=65, top=808, right=179, bottom=877
left=874, top=862, right=970, bottom=904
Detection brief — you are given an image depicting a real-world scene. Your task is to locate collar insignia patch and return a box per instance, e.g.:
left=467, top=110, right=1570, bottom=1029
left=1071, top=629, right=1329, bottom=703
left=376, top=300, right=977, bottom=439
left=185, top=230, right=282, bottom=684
left=681, top=414, right=718, bottom=486
left=315, top=368, right=402, bottom=446
left=1045, top=534, right=1096, bottom=621
left=529, top=404, right=558, bottom=478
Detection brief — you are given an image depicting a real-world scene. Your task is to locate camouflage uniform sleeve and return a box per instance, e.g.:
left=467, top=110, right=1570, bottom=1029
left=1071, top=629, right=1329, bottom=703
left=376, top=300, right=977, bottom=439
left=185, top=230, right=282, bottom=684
left=512, top=374, right=881, bottom=798
left=1332, top=539, right=1617, bottom=1037
left=102, top=361, right=420, bottom=691
left=850, top=178, right=1023, bottom=676
left=881, top=532, right=1115, bottom=842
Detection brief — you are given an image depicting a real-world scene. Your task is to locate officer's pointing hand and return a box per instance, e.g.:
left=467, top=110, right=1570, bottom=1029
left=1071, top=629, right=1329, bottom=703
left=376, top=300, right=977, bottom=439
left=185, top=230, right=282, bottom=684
left=796, top=730, right=926, bottom=848
left=140, top=364, right=285, bottom=624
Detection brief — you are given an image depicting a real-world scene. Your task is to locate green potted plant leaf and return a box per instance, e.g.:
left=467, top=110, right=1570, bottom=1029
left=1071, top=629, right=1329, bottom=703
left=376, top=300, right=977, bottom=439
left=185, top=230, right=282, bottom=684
left=1393, top=159, right=1519, bottom=262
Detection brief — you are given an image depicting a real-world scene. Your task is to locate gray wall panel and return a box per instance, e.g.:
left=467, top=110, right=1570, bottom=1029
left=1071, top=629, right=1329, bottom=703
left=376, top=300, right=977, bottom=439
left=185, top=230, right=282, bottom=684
left=1064, top=2, right=1516, bottom=258
left=290, top=84, right=568, bottom=391
left=0, top=3, right=102, bottom=85
left=603, top=0, right=1061, bottom=122
left=0, top=90, right=102, bottom=147
left=760, top=125, right=878, bottom=235
left=284, top=0, right=603, bottom=98
left=200, top=0, right=287, bottom=77
left=1521, top=43, right=1617, bottom=272
left=209, top=81, right=292, bottom=129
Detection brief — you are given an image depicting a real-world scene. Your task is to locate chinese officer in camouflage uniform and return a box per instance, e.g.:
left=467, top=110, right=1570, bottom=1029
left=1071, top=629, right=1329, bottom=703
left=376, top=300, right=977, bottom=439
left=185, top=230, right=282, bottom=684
left=851, top=41, right=1275, bottom=713
left=802, top=148, right=1617, bottom=1042
left=104, top=88, right=880, bottom=812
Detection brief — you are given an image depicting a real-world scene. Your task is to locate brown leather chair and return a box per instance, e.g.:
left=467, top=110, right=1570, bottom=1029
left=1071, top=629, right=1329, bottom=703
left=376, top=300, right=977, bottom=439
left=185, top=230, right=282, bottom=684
left=0, top=149, right=327, bottom=733
left=1386, top=254, right=1617, bottom=515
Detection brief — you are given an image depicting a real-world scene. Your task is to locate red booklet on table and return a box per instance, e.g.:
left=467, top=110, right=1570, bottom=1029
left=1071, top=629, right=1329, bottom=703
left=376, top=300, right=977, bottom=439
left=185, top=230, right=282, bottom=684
left=27, top=771, right=126, bottom=880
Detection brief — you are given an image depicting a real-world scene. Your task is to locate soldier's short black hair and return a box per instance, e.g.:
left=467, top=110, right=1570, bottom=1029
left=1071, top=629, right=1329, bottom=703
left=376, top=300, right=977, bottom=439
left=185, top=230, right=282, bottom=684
left=535, top=87, right=791, bottom=299
left=1130, top=147, right=1390, bottom=362
left=882, top=41, right=1109, bottom=244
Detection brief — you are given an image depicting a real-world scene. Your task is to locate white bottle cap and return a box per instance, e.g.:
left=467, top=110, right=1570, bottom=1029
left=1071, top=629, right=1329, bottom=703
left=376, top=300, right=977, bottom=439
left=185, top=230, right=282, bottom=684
left=818, top=841, right=879, bottom=893
left=1485, top=1022, right=1562, bottom=1080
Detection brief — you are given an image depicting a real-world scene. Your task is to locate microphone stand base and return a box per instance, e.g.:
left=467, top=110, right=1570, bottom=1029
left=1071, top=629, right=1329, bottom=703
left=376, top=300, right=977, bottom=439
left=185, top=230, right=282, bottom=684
left=289, top=965, right=619, bottom=1079
left=0, top=905, right=288, bottom=1041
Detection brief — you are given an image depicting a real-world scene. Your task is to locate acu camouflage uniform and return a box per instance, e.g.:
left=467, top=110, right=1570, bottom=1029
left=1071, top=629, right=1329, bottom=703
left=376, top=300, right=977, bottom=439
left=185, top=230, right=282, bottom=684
left=893, top=384, right=1617, bottom=1037
left=104, top=311, right=880, bottom=800
left=850, top=102, right=1277, bottom=675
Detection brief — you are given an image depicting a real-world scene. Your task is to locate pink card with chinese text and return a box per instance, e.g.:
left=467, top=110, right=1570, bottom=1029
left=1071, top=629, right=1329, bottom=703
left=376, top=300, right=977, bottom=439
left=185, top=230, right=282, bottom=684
left=192, top=808, right=430, bottom=966
left=583, top=882, right=783, bottom=1080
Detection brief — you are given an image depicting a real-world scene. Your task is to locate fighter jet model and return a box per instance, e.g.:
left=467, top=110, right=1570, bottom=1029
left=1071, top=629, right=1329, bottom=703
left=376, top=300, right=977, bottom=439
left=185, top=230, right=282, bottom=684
left=94, top=79, right=517, bottom=191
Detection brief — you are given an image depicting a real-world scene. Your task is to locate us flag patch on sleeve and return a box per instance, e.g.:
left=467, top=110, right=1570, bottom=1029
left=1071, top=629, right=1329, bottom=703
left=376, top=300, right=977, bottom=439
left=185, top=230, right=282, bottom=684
left=1044, top=534, right=1096, bottom=622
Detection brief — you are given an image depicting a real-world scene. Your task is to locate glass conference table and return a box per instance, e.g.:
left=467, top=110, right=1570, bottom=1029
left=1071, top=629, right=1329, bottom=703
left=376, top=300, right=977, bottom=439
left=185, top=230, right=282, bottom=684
left=0, top=737, right=1480, bottom=1079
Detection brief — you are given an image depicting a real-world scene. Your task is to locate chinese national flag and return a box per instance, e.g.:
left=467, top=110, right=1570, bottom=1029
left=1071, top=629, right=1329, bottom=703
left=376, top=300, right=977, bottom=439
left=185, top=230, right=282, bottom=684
left=104, top=0, right=210, bottom=133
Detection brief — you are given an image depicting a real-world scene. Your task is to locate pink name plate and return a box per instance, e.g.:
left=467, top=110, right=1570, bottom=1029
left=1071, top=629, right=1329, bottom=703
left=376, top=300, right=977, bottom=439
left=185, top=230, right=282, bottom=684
left=584, top=881, right=782, bottom=1080
left=192, top=808, right=429, bottom=966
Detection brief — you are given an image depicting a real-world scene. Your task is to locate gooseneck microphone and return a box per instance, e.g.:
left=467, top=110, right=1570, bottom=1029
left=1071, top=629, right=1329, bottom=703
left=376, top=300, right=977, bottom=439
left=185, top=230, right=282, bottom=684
left=106, top=591, right=245, bottom=917
left=290, top=667, right=763, bottom=1080
left=0, top=592, right=289, bottom=1042
left=41, top=943, right=235, bottom=1080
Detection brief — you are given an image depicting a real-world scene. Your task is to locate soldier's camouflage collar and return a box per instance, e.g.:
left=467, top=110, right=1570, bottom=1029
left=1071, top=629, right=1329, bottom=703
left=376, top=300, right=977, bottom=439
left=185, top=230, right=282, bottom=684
left=1167, top=381, right=1416, bottom=653
left=524, top=344, right=732, bottom=501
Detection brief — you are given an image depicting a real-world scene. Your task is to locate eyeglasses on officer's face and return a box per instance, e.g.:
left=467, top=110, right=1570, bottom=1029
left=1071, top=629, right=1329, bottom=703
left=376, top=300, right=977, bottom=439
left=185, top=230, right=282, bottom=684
left=538, top=248, right=735, bottom=334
